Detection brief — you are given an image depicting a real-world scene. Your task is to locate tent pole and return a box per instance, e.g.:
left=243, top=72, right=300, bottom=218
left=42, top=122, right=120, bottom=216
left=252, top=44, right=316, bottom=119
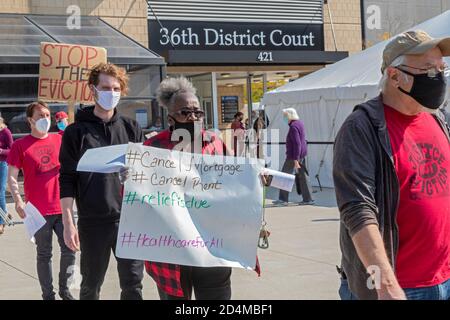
left=263, top=73, right=268, bottom=94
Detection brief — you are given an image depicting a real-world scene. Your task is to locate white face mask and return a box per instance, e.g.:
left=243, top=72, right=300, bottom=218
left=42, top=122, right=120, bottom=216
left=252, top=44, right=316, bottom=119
left=93, top=86, right=121, bottom=111
left=34, top=117, right=51, bottom=134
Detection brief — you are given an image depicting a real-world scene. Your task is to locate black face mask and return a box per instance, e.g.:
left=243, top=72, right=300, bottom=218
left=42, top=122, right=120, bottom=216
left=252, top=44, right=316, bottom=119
left=169, top=116, right=202, bottom=141
left=396, top=68, right=447, bottom=109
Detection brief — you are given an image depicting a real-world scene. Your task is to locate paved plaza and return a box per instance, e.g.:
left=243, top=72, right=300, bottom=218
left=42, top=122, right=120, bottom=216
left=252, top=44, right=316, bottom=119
left=0, top=188, right=341, bottom=300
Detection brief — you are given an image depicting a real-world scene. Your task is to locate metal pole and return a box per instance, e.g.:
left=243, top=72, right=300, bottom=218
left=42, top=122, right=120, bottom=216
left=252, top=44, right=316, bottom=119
left=247, top=74, right=253, bottom=122
left=263, top=73, right=268, bottom=94
left=211, top=72, right=219, bottom=130
left=360, top=0, right=366, bottom=50
left=326, top=0, right=338, bottom=51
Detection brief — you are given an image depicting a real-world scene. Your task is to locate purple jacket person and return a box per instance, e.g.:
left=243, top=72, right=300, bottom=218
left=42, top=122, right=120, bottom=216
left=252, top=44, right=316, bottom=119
left=286, top=118, right=307, bottom=161
left=273, top=108, right=314, bottom=206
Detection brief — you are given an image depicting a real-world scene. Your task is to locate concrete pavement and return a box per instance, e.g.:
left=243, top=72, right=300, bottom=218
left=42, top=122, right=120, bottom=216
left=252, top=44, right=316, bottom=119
left=0, top=187, right=341, bottom=300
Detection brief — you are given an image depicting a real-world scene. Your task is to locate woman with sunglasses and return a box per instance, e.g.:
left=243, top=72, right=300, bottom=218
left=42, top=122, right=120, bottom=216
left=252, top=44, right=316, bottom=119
left=143, top=77, right=233, bottom=300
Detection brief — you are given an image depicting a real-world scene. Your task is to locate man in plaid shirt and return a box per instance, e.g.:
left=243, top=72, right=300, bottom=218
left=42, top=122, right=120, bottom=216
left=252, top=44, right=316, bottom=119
left=143, top=77, right=260, bottom=299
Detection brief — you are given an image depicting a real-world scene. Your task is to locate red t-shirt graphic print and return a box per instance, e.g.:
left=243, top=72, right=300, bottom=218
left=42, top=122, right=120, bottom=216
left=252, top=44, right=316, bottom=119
left=385, top=105, right=450, bottom=288
left=7, top=134, right=62, bottom=216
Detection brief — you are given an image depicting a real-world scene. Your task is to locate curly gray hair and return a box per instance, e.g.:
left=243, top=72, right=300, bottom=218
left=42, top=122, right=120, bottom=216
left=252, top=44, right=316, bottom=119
left=156, top=77, right=197, bottom=109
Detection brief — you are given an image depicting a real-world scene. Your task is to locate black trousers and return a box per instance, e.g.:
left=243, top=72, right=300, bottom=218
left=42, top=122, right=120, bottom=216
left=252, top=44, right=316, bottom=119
left=34, top=215, right=76, bottom=300
left=158, top=266, right=232, bottom=300
left=78, top=221, right=144, bottom=300
left=279, top=158, right=313, bottom=202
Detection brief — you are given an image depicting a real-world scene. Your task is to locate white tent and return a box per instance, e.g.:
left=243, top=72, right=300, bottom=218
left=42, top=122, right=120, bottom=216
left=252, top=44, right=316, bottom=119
left=262, top=10, right=450, bottom=188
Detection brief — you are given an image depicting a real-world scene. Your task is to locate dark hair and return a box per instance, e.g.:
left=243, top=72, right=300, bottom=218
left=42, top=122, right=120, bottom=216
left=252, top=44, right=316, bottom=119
left=26, top=101, right=50, bottom=118
left=234, top=112, right=244, bottom=119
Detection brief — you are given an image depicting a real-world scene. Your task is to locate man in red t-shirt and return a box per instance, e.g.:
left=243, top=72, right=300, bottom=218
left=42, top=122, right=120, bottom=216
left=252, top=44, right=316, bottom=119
left=334, top=30, right=450, bottom=300
left=7, top=101, right=75, bottom=300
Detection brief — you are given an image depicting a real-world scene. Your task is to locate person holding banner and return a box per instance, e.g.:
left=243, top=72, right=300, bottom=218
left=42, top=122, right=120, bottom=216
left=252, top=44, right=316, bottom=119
left=59, top=63, right=145, bottom=300
left=7, top=101, right=76, bottom=300
left=143, top=77, right=234, bottom=300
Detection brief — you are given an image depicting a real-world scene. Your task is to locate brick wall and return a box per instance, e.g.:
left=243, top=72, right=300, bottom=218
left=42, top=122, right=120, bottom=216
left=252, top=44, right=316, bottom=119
left=324, top=0, right=363, bottom=53
left=0, top=0, right=29, bottom=13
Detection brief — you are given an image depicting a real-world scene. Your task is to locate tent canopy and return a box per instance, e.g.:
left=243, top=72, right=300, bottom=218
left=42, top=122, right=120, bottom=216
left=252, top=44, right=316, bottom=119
left=262, top=11, right=450, bottom=188
left=263, top=10, right=450, bottom=106
left=0, top=13, right=165, bottom=65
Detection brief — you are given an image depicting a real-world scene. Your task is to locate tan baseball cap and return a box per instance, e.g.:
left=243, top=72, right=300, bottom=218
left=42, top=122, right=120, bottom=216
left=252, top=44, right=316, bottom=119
left=381, top=30, right=450, bottom=73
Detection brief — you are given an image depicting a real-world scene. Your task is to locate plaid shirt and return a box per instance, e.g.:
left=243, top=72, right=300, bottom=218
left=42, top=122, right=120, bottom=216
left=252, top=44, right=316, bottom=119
left=143, top=129, right=261, bottom=297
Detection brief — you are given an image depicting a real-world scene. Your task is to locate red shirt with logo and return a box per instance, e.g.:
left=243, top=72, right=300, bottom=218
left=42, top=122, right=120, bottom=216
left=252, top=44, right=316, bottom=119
left=7, top=134, right=62, bottom=216
left=385, top=105, right=450, bottom=288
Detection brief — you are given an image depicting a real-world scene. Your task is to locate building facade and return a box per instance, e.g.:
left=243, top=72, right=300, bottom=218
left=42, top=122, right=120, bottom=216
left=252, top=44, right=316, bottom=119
left=362, top=0, right=450, bottom=48
left=0, top=0, right=364, bottom=134
left=0, top=0, right=165, bottom=137
left=148, top=0, right=363, bottom=130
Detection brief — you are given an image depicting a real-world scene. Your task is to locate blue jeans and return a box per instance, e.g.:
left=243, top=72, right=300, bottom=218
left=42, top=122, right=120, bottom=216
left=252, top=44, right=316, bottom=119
left=0, top=161, right=7, bottom=224
left=338, top=278, right=359, bottom=300
left=404, top=278, right=450, bottom=300
left=339, top=277, right=450, bottom=300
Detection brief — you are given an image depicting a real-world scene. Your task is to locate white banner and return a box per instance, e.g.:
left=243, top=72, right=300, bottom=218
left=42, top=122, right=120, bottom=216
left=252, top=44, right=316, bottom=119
left=116, top=143, right=264, bottom=270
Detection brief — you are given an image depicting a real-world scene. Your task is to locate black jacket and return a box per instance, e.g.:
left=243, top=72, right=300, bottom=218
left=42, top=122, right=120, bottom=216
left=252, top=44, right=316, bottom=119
left=333, top=95, right=450, bottom=300
left=59, top=106, right=144, bottom=226
left=442, top=106, right=450, bottom=125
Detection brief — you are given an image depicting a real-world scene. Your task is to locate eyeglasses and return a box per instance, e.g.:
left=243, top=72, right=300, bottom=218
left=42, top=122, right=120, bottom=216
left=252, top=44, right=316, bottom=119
left=398, top=63, right=449, bottom=78
left=172, top=109, right=205, bottom=119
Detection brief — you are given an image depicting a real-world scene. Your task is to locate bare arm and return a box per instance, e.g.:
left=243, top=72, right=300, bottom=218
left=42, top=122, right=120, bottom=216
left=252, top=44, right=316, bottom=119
left=61, top=197, right=79, bottom=252
left=7, top=165, right=25, bottom=219
left=352, top=225, right=406, bottom=300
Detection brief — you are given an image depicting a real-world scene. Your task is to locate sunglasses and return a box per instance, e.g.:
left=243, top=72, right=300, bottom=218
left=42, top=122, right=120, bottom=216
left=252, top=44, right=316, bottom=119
left=172, top=109, right=205, bottom=118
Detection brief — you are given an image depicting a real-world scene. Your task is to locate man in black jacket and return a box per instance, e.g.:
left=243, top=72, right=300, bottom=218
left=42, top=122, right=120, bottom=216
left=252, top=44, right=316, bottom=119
left=59, top=63, right=145, bottom=300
